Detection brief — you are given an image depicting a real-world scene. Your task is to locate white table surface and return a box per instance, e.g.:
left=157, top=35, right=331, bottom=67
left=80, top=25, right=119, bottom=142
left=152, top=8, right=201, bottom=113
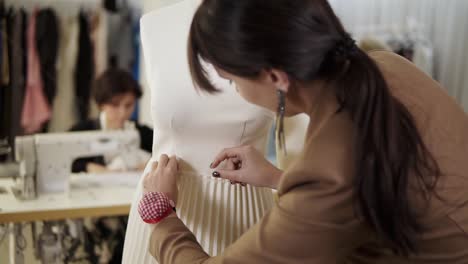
left=0, top=172, right=141, bottom=223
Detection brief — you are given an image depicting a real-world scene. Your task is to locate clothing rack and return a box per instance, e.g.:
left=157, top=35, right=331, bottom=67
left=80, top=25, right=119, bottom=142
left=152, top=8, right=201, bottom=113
left=0, top=0, right=141, bottom=137
left=4, top=0, right=102, bottom=15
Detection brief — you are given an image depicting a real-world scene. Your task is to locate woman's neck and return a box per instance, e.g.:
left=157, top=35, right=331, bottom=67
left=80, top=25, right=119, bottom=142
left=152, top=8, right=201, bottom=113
left=292, top=80, right=339, bottom=129
left=290, top=80, right=329, bottom=114
left=100, top=112, right=123, bottom=130
left=106, top=121, right=123, bottom=130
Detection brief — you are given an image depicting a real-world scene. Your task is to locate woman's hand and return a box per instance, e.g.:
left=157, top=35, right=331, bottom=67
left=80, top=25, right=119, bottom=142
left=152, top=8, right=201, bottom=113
left=136, top=161, right=149, bottom=171
left=143, top=154, right=179, bottom=204
left=211, top=145, right=283, bottom=189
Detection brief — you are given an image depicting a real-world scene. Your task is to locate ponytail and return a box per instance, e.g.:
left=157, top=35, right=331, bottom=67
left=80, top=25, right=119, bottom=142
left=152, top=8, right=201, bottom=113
left=333, top=48, right=440, bottom=255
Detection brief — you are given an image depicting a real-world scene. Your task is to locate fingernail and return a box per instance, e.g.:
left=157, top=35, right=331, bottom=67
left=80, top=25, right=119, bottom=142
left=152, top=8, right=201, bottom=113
left=212, top=171, right=220, bottom=178
left=230, top=181, right=235, bottom=185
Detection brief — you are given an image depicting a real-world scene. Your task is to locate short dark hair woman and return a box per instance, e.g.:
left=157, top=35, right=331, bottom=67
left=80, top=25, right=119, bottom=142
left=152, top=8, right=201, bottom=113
left=140, top=0, right=468, bottom=263
left=70, top=68, right=152, bottom=173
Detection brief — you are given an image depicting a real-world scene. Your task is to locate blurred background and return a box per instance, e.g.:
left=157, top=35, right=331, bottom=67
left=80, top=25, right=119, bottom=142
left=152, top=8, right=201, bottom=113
left=0, top=0, right=466, bottom=138
left=0, top=0, right=466, bottom=263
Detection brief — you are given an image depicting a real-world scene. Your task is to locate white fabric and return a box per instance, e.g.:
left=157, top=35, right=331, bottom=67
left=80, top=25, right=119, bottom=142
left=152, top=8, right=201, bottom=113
left=98, top=112, right=150, bottom=171
left=329, top=0, right=468, bottom=112
left=122, top=1, right=275, bottom=263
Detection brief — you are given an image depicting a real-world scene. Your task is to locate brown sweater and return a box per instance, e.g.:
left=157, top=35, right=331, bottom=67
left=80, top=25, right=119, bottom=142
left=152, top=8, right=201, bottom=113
left=149, top=51, right=468, bottom=263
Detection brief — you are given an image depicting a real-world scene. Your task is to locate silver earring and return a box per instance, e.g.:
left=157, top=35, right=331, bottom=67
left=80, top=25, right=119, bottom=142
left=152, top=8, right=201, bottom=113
left=276, top=90, right=287, bottom=156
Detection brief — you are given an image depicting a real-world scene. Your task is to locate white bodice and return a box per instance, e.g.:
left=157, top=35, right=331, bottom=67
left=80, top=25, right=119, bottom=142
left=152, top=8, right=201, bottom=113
left=140, top=0, right=274, bottom=176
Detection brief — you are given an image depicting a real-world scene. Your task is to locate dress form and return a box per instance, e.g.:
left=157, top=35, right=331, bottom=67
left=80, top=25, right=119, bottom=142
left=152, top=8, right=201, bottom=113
left=122, top=1, right=275, bottom=263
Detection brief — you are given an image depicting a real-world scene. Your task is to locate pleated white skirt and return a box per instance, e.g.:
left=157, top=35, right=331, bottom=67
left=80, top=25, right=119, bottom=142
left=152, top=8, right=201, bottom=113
left=122, top=172, right=275, bottom=263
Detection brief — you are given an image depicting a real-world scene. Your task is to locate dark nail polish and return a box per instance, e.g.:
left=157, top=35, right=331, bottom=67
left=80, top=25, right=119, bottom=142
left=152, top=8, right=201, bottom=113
left=212, top=171, right=220, bottom=178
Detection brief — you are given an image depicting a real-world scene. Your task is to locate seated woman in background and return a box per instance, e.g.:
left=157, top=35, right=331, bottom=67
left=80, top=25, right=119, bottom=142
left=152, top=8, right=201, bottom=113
left=70, top=68, right=153, bottom=173
left=68, top=68, right=153, bottom=263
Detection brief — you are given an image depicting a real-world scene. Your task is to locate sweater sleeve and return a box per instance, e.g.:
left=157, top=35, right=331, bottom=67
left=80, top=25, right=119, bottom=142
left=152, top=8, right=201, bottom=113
left=149, top=180, right=367, bottom=264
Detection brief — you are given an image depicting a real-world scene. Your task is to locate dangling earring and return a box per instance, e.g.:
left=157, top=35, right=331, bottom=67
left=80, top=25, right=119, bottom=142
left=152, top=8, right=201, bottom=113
left=276, top=90, right=287, bottom=156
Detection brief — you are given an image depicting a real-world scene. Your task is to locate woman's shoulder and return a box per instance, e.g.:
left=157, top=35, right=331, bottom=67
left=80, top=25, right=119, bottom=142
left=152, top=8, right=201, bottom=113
left=368, top=50, right=417, bottom=66
left=368, top=50, right=402, bottom=61
left=368, top=50, right=435, bottom=85
left=276, top=115, right=360, bottom=225
left=278, top=112, right=356, bottom=195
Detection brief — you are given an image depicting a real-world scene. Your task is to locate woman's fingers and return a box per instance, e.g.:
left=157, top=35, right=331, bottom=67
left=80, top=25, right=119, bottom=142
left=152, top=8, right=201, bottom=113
left=159, top=154, right=169, bottom=167
left=224, top=159, right=237, bottom=170
left=151, top=161, right=159, bottom=171
left=230, top=157, right=241, bottom=164
left=211, top=147, right=243, bottom=168
left=213, top=169, right=242, bottom=183
left=167, top=155, right=178, bottom=173
left=142, top=154, right=180, bottom=198
left=145, top=161, right=158, bottom=179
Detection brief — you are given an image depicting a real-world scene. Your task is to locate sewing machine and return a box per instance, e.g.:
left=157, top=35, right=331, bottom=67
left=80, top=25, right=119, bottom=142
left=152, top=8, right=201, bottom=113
left=8, top=130, right=140, bottom=200
left=0, top=130, right=143, bottom=264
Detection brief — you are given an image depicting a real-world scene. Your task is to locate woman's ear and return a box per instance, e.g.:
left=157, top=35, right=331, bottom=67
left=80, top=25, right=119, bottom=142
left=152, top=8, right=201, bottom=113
left=268, top=69, right=290, bottom=93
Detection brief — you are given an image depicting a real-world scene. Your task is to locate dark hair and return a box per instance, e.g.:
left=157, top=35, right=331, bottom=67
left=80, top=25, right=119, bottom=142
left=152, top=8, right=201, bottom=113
left=92, top=68, right=142, bottom=105
left=188, top=0, right=440, bottom=255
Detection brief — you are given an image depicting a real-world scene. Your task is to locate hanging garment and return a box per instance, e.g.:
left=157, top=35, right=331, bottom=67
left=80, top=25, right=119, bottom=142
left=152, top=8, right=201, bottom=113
left=131, top=18, right=140, bottom=80
left=129, top=19, right=140, bottom=121
left=0, top=15, right=2, bottom=79
left=91, top=8, right=108, bottom=77
left=36, top=8, right=59, bottom=106
left=106, top=3, right=134, bottom=71
left=8, top=9, right=26, bottom=145
left=21, top=10, right=27, bottom=84
left=1, top=17, right=9, bottom=87
left=48, top=13, right=79, bottom=132
left=0, top=11, right=7, bottom=142
left=103, top=0, right=119, bottom=13
left=5, top=8, right=14, bottom=154
left=0, top=6, right=16, bottom=146
left=88, top=8, right=109, bottom=120
left=10, top=9, right=27, bottom=136
left=75, top=11, right=94, bottom=121
left=21, top=9, right=51, bottom=134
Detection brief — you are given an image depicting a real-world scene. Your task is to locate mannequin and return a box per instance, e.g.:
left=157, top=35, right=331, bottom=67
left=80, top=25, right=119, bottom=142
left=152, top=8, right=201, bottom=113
left=122, top=1, right=275, bottom=263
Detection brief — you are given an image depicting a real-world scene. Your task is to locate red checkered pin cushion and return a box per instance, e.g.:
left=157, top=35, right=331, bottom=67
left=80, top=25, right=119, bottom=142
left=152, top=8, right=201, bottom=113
left=138, top=192, right=176, bottom=224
